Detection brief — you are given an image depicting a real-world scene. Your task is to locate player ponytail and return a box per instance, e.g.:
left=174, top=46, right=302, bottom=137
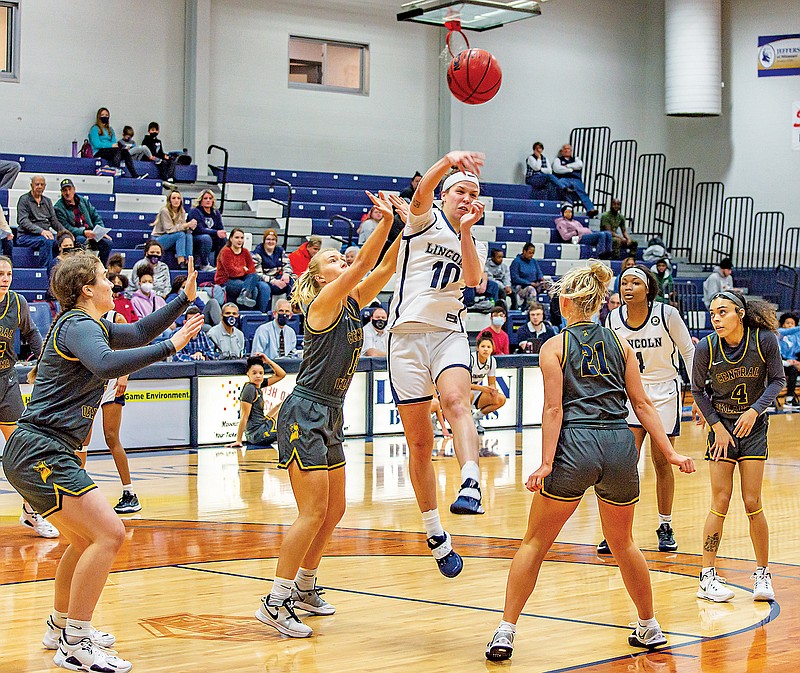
left=28, top=251, right=102, bottom=384
left=743, top=298, right=778, bottom=332
left=554, top=260, right=613, bottom=318
left=290, top=249, right=337, bottom=309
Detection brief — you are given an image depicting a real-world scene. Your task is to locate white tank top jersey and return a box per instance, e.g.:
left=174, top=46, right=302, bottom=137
left=388, top=206, right=488, bottom=333
left=606, top=302, right=695, bottom=385
left=470, top=352, right=496, bottom=386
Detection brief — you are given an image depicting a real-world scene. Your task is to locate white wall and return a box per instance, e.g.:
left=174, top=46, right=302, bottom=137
left=207, top=0, right=441, bottom=176
left=0, top=0, right=186, bottom=156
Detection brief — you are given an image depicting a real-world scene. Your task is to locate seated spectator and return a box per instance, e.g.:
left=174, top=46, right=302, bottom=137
left=778, top=312, right=800, bottom=408
left=107, top=252, right=125, bottom=275
left=613, top=255, right=637, bottom=294
left=131, top=240, right=171, bottom=297
left=358, top=206, right=382, bottom=246
left=208, top=302, right=246, bottom=359
left=88, top=107, right=140, bottom=178
left=187, top=189, right=227, bottom=270
left=525, top=141, right=565, bottom=200
left=651, top=258, right=674, bottom=304
left=643, top=236, right=671, bottom=264
left=151, top=190, right=196, bottom=269
left=399, top=171, right=422, bottom=200
left=552, top=144, right=598, bottom=217
left=479, top=304, right=510, bottom=355
left=252, top=299, right=297, bottom=358
left=516, top=301, right=557, bottom=354
left=118, top=125, right=154, bottom=162
left=215, top=228, right=271, bottom=312
left=228, top=354, right=287, bottom=447
left=142, top=121, right=176, bottom=183
left=131, top=264, right=166, bottom=319
left=600, top=198, right=637, bottom=259
left=108, top=273, right=138, bottom=323
left=0, top=202, right=13, bottom=257
left=470, top=334, right=507, bottom=433
left=555, top=203, right=612, bottom=258
left=464, top=271, right=501, bottom=312
left=49, top=231, right=76, bottom=275
left=253, top=228, right=293, bottom=299
left=702, top=257, right=733, bottom=307
left=596, top=292, right=621, bottom=326
left=363, top=307, right=388, bottom=356
left=54, top=178, right=113, bottom=265
left=485, top=248, right=513, bottom=308
left=172, top=307, right=219, bottom=361
left=16, top=175, right=68, bottom=268
left=166, top=274, right=221, bottom=328
left=0, top=158, right=21, bottom=190
left=344, top=246, right=360, bottom=267
left=510, top=242, right=544, bottom=307
left=288, top=235, right=322, bottom=276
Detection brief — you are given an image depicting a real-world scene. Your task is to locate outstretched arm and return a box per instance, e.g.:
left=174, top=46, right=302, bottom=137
left=410, top=151, right=484, bottom=217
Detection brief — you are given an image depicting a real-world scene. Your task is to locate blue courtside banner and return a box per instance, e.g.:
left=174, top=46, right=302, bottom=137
left=758, top=34, right=800, bottom=77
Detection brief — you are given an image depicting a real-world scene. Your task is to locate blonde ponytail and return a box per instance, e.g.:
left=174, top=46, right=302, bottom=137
left=289, top=248, right=337, bottom=309
left=554, top=259, right=612, bottom=317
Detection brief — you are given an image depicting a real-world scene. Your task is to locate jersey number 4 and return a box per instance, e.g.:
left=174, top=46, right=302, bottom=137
left=731, top=382, right=748, bottom=405
left=580, top=342, right=610, bottom=377
left=430, top=261, right=461, bottom=289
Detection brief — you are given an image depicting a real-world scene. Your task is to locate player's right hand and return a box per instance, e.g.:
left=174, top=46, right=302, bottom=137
left=226, top=441, right=244, bottom=448
left=526, top=463, right=552, bottom=492
left=170, top=313, right=204, bottom=352
left=691, top=402, right=705, bottom=428
left=671, top=453, right=696, bottom=473
left=710, top=425, right=735, bottom=461
left=445, top=151, right=485, bottom=176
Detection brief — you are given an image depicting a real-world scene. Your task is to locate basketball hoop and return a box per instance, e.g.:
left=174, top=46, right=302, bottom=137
left=444, top=17, right=470, bottom=57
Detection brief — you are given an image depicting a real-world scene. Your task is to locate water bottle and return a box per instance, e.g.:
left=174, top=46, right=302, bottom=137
left=71, top=139, right=78, bottom=158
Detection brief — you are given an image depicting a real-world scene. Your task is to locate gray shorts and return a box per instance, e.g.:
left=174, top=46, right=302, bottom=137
left=541, top=425, right=640, bottom=506
left=0, top=370, right=24, bottom=425
left=276, top=393, right=345, bottom=471
left=245, top=418, right=277, bottom=446
left=705, top=415, right=769, bottom=463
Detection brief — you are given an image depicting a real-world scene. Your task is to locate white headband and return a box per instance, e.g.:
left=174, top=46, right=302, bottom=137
left=620, top=267, right=648, bottom=284
left=442, top=171, right=480, bottom=194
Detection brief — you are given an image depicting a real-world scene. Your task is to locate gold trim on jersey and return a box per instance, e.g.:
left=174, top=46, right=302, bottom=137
left=560, top=331, right=569, bottom=369
left=51, top=309, right=110, bottom=362
left=718, top=327, right=750, bottom=365
left=0, top=290, right=15, bottom=322
left=755, top=328, right=765, bottom=363
left=304, top=305, right=344, bottom=335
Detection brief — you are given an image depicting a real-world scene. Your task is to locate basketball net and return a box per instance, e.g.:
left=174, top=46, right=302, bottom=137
left=439, top=12, right=470, bottom=72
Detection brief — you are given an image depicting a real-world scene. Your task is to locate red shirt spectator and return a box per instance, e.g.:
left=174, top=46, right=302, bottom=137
left=288, top=236, right=322, bottom=276
left=113, top=296, right=138, bottom=323
left=215, top=245, right=256, bottom=285
left=480, top=306, right=510, bottom=355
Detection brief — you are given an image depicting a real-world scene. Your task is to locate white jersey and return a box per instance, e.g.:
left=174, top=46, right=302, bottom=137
left=470, top=351, right=496, bottom=385
left=607, top=302, right=694, bottom=385
left=388, top=207, right=488, bottom=333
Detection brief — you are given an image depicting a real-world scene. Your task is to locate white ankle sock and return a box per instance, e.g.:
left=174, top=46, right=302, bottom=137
left=422, top=509, right=444, bottom=538
left=638, top=617, right=659, bottom=630
left=461, top=461, right=480, bottom=484
left=269, top=577, right=294, bottom=604
left=295, top=567, right=317, bottom=592
left=499, top=620, right=516, bottom=633
left=51, top=610, right=68, bottom=629
left=658, top=513, right=672, bottom=526
left=122, top=483, right=134, bottom=494
left=65, top=619, right=92, bottom=644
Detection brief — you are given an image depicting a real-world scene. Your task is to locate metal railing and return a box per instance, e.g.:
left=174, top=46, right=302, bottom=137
left=776, top=264, right=799, bottom=311
left=673, top=281, right=705, bottom=339
left=328, top=214, right=356, bottom=248
left=269, top=178, right=294, bottom=248
left=207, top=144, right=228, bottom=213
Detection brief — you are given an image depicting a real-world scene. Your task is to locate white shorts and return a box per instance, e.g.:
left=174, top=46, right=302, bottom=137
left=101, top=378, right=126, bottom=407
left=627, top=378, right=681, bottom=437
left=388, top=330, right=470, bottom=405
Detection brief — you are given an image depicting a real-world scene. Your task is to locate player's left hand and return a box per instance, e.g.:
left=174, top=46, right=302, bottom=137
left=365, top=191, right=394, bottom=224
left=460, top=200, right=485, bottom=229
left=388, top=193, right=410, bottom=223
left=115, top=375, right=129, bottom=397
left=733, top=408, right=758, bottom=438
left=183, top=256, right=198, bottom=302
left=526, top=463, right=552, bottom=492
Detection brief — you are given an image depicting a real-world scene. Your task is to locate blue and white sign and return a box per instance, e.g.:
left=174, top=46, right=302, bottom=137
left=758, top=34, right=800, bottom=77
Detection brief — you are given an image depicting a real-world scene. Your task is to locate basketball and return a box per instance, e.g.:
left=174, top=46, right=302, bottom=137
left=447, top=48, right=502, bottom=105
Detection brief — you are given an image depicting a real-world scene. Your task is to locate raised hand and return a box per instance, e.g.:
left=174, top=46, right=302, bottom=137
left=183, top=256, right=198, bottom=302
left=445, top=150, right=485, bottom=176
left=460, top=200, right=486, bottom=229
left=388, top=193, right=410, bottom=224
left=365, top=191, right=394, bottom=223
left=169, top=313, right=204, bottom=352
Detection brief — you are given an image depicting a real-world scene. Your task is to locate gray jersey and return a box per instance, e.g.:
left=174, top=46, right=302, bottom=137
left=705, top=328, right=768, bottom=419
left=240, top=381, right=267, bottom=431
left=0, top=291, right=43, bottom=372
left=296, top=295, right=363, bottom=401
left=561, top=321, right=629, bottom=426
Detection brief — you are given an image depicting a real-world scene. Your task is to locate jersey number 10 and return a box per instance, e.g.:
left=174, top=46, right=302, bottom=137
left=430, top=261, right=461, bottom=289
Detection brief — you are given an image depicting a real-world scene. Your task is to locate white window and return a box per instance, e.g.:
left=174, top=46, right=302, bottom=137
left=0, top=1, right=20, bottom=82
left=288, top=36, right=369, bottom=95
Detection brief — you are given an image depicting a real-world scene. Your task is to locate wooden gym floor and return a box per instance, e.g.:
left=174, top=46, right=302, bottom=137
left=1, top=414, right=799, bottom=672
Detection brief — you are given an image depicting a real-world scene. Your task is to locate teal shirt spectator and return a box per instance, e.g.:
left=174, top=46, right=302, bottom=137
left=89, top=125, right=118, bottom=152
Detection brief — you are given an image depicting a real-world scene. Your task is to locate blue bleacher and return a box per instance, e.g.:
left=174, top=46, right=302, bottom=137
left=0, top=153, right=101, bottom=175
left=12, top=269, right=49, bottom=291
left=28, top=301, right=54, bottom=335
left=114, top=178, right=163, bottom=194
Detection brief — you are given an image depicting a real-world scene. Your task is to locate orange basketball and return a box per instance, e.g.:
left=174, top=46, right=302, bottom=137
left=446, top=48, right=502, bottom=105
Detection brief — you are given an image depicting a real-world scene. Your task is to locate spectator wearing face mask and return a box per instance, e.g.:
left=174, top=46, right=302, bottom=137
left=130, top=264, right=166, bottom=319
left=141, top=121, right=176, bottom=184
left=363, top=307, right=388, bottom=356
left=479, top=305, right=510, bottom=355
left=131, top=240, right=171, bottom=297
left=108, top=273, right=138, bottom=323
left=208, top=302, right=245, bottom=359
left=172, top=307, right=219, bottom=361
left=251, top=299, right=297, bottom=359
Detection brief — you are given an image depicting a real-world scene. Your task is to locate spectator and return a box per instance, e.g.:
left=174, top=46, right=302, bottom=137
left=88, top=107, right=140, bottom=178
left=107, top=252, right=125, bottom=276
left=651, top=258, right=674, bottom=304
left=0, top=201, right=13, bottom=257
left=130, top=264, right=166, bottom=319
left=49, top=231, right=76, bottom=275
left=643, top=236, right=671, bottom=264
left=778, top=312, right=800, bottom=408
left=464, top=271, right=502, bottom=312
left=399, top=171, right=422, bottom=200
left=151, top=190, right=196, bottom=269
left=485, top=248, right=513, bottom=308
left=0, top=158, right=21, bottom=190
left=253, top=228, right=293, bottom=299
left=516, top=301, right=557, bottom=354
left=118, top=126, right=154, bottom=162
left=228, top=354, right=286, bottom=447
left=131, top=240, right=171, bottom=297
left=510, top=242, right=544, bottom=307
left=215, top=228, right=271, bottom=312
left=15, top=175, right=67, bottom=268
left=251, top=299, right=297, bottom=358
left=702, top=257, right=734, bottom=307
left=208, top=302, right=246, bottom=359
left=358, top=206, right=382, bottom=245
left=597, top=292, right=621, bottom=326
left=53, top=178, right=113, bottom=265
left=555, top=203, right=613, bottom=258
left=600, top=198, right=637, bottom=259
left=171, top=307, right=219, bottom=361
left=363, top=307, right=388, bottom=356
left=552, top=143, right=598, bottom=217
left=344, top=246, right=360, bottom=267
left=186, top=189, right=227, bottom=270
left=480, top=304, right=510, bottom=355
left=288, top=235, right=322, bottom=276
left=141, top=121, right=176, bottom=183
left=166, top=275, right=221, bottom=328
left=613, top=255, right=637, bottom=294
left=108, top=273, right=138, bottom=323
left=525, top=141, right=565, bottom=200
